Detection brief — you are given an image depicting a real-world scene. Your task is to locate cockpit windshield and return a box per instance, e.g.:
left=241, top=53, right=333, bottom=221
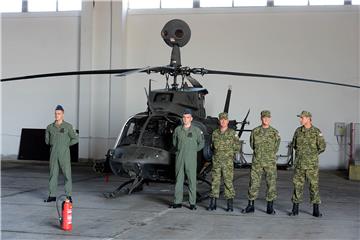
left=118, top=115, right=180, bottom=151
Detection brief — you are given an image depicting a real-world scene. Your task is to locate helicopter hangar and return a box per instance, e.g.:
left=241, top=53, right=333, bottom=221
left=1, top=1, right=360, bottom=240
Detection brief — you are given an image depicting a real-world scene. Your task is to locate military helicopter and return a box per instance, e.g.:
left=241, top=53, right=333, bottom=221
left=2, top=19, right=359, bottom=200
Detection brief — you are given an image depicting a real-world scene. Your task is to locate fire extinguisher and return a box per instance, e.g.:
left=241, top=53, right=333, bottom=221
left=56, top=195, right=72, bottom=231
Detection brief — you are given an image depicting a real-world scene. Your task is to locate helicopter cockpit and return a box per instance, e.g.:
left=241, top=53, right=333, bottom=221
left=117, top=114, right=181, bottom=152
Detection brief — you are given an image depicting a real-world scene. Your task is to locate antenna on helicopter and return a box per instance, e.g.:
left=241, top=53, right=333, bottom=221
left=224, top=86, right=232, bottom=113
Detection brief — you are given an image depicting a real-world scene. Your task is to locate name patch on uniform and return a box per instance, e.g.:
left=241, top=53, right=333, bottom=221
left=187, top=132, right=192, bottom=138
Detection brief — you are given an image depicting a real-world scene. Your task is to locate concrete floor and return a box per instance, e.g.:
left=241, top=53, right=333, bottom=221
left=1, top=161, right=359, bottom=240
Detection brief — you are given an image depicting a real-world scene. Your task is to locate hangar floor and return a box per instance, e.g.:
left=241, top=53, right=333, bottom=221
left=1, top=161, right=359, bottom=240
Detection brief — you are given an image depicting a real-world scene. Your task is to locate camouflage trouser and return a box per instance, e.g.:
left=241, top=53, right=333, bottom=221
left=248, top=162, right=277, bottom=201
left=210, top=157, right=235, bottom=199
left=292, top=167, right=321, bottom=204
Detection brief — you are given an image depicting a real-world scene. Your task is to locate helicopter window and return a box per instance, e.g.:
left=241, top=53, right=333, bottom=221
left=141, top=116, right=179, bottom=151
left=119, top=117, right=147, bottom=146
left=154, top=93, right=173, bottom=103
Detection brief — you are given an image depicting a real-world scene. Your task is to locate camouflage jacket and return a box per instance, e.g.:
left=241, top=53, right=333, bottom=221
left=212, top=128, right=240, bottom=161
left=250, top=125, right=280, bottom=163
left=292, top=125, right=326, bottom=169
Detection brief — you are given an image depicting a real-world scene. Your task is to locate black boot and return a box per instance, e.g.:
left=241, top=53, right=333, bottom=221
left=266, top=201, right=276, bottom=215
left=207, top=197, right=217, bottom=211
left=44, top=196, right=56, bottom=203
left=169, top=203, right=182, bottom=208
left=226, top=199, right=234, bottom=212
left=189, top=204, right=197, bottom=210
left=312, top=204, right=322, bottom=217
left=289, top=203, right=299, bottom=216
left=242, top=200, right=254, bottom=213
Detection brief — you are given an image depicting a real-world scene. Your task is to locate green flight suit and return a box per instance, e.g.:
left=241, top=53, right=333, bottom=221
left=173, top=125, right=205, bottom=205
left=210, top=128, right=240, bottom=199
left=248, top=126, right=280, bottom=201
left=45, top=121, right=78, bottom=197
left=291, top=125, right=326, bottom=204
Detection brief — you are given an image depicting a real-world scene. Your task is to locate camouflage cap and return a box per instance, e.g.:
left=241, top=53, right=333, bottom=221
left=297, top=110, right=312, bottom=118
left=260, top=110, right=271, bottom=118
left=218, top=112, right=228, bottom=120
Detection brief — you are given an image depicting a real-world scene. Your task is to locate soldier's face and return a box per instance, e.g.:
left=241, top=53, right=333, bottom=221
left=261, top=117, right=271, bottom=127
left=182, top=114, right=193, bottom=126
left=219, top=118, right=229, bottom=128
left=300, top=116, right=311, bottom=125
left=55, top=110, right=64, bottom=121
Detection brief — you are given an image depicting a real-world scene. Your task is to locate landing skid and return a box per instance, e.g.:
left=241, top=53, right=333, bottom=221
left=195, top=177, right=212, bottom=202
left=103, top=177, right=144, bottom=199
left=103, top=175, right=212, bottom=201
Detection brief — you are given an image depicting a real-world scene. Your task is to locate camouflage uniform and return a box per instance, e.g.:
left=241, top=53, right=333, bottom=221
left=210, top=127, right=240, bottom=199
left=248, top=125, right=280, bottom=201
left=291, top=125, right=326, bottom=204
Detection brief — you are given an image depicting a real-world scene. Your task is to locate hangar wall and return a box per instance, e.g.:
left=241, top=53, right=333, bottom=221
left=1, top=3, right=359, bottom=169
left=125, top=6, right=360, bottom=169
left=1, top=12, right=80, bottom=158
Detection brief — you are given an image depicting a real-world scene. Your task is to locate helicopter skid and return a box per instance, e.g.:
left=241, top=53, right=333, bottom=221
left=103, top=177, right=145, bottom=199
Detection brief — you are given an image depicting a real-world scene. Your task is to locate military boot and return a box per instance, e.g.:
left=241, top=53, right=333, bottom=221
left=44, top=196, right=56, bottom=203
left=312, top=204, right=322, bottom=217
left=207, top=197, right=217, bottom=211
left=242, top=200, right=254, bottom=213
left=266, top=201, right=276, bottom=215
left=226, top=199, right=234, bottom=212
left=289, top=203, right=299, bottom=216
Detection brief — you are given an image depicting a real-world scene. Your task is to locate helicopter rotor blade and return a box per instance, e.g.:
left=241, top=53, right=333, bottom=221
left=191, top=68, right=360, bottom=89
left=238, top=109, right=250, bottom=139
left=186, top=75, right=203, bottom=88
left=1, top=68, right=144, bottom=82
left=115, top=67, right=152, bottom=76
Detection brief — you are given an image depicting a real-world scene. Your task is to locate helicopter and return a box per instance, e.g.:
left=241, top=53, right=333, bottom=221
left=2, top=19, right=359, bottom=200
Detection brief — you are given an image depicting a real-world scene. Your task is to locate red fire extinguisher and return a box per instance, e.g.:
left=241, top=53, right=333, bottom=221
left=56, top=195, right=72, bottom=231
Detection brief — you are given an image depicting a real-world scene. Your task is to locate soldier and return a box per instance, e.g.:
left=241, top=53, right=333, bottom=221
left=44, top=105, right=78, bottom=203
left=208, top=112, right=240, bottom=212
left=242, top=110, right=280, bottom=214
left=289, top=111, right=326, bottom=217
left=170, top=109, right=205, bottom=210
